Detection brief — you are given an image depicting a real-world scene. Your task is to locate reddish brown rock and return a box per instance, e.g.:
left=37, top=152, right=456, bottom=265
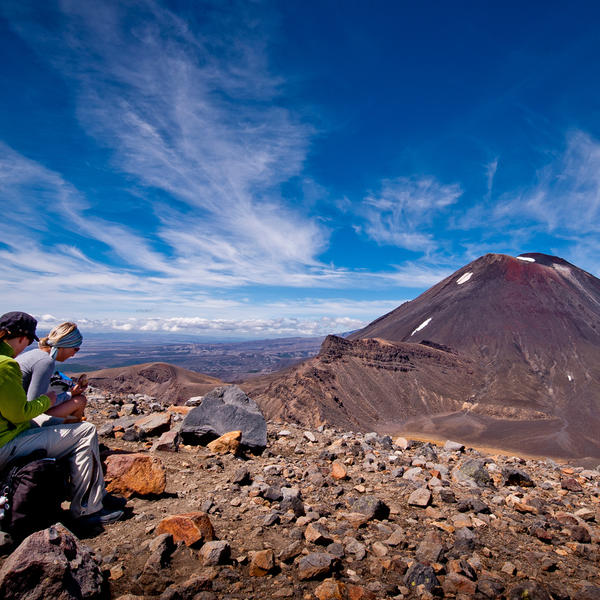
left=151, top=429, right=180, bottom=452
left=561, top=478, right=583, bottom=492
left=249, top=549, right=275, bottom=576
left=104, top=453, right=167, bottom=497
left=298, top=552, right=337, bottom=580
left=315, top=579, right=348, bottom=600
left=206, top=430, right=242, bottom=455
left=305, top=522, right=333, bottom=546
left=331, top=461, right=348, bottom=480
left=347, top=585, right=377, bottom=600
left=156, top=512, right=215, bottom=547
left=442, top=572, right=477, bottom=596
left=0, top=524, right=105, bottom=599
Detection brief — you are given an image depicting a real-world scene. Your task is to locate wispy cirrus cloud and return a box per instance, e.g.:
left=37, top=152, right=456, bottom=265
left=4, top=1, right=327, bottom=285
left=489, top=130, right=600, bottom=273
left=357, top=176, right=463, bottom=252
left=494, top=131, right=600, bottom=233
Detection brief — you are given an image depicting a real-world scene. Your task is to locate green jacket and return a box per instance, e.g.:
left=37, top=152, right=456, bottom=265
left=0, top=340, right=51, bottom=448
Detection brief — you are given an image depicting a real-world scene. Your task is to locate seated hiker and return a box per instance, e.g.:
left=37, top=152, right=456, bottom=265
left=17, top=322, right=87, bottom=424
left=0, top=311, right=124, bottom=526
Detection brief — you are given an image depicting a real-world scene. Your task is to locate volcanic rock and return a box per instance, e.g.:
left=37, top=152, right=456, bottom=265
left=156, top=512, right=215, bottom=547
left=206, top=430, right=242, bottom=455
left=104, top=453, right=167, bottom=497
left=248, top=549, right=275, bottom=576
left=0, top=524, right=106, bottom=599
left=297, top=552, right=338, bottom=580
left=181, top=386, right=267, bottom=452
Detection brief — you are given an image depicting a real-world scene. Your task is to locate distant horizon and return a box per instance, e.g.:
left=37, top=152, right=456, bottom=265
left=3, top=1, right=600, bottom=338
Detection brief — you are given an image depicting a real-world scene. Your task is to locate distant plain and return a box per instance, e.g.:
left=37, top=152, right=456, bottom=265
left=62, top=334, right=323, bottom=381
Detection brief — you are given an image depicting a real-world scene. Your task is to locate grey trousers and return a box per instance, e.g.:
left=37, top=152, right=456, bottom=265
left=0, top=422, right=105, bottom=517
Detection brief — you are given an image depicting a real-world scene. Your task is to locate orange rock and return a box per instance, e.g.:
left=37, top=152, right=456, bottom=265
left=167, top=405, right=194, bottom=415
left=104, top=453, right=166, bottom=498
left=347, top=584, right=377, bottom=600
left=248, top=549, right=275, bottom=576
left=331, top=461, right=348, bottom=480
left=156, top=512, right=215, bottom=547
left=315, top=579, right=348, bottom=600
left=207, top=431, right=242, bottom=455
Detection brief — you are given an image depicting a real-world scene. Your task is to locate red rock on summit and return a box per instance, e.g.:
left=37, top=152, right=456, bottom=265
left=246, top=253, right=600, bottom=461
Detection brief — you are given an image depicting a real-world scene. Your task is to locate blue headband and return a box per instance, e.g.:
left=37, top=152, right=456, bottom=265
left=49, top=328, right=83, bottom=359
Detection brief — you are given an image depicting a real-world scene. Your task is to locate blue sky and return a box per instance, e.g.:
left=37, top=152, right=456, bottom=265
left=2, top=1, right=600, bottom=339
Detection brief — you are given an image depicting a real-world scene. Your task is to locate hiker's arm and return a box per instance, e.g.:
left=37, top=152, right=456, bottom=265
left=26, top=359, right=55, bottom=402
left=0, top=362, right=52, bottom=424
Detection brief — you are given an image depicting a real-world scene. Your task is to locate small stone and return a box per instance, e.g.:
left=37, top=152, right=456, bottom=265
left=135, top=413, right=172, bottom=438
left=501, top=561, right=516, bottom=575
left=344, top=538, right=367, bottom=560
left=263, top=512, right=280, bottom=527
left=502, top=468, right=535, bottom=487
left=314, top=579, right=348, bottom=600
left=350, top=495, right=390, bottom=520
left=570, top=525, right=591, bottom=543
left=249, top=549, right=276, bottom=576
left=444, top=441, right=465, bottom=452
left=98, top=423, right=114, bottom=437
left=331, top=462, right=348, bottom=480
left=394, top=437, right=410, bottom=450
left=371, top=541, right=388, bottom=557
left=347, top=584, right=377, bottom=600
left=416, top=531, right=444, bottom=563
left=156, top=512, right=215, bottom=547
left=305, top=522, right=333, bottom=546
left=455, top=459, right=493, bottom=487
left=508, top=581, right=552, bottom=600
left=408, top=487, right=432, bottom=507
left=207, top=430, right=242, bottom=455
left=185, top=396, right=203, bottom=406
left=152, top=430, right=180, bottom=453
left=404, top=563, right=439, bottom=592
left=384, top=527, right=404, bottom=546
left=304, top=431, right=317, bottom=443
left=231, top=466, right=252, bottom=486
left=199, top=541, right=230, bottom=566
left=561, top=478, right=583, bottom=492
left=279, top=541, right=304, bottom=563
left=297, top=552, right=337, bottom=580
left=443, top=572, right=477, bottom=596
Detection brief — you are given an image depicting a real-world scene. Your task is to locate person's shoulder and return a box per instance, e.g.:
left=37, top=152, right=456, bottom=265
left=16, top=349, right=53, bottom=368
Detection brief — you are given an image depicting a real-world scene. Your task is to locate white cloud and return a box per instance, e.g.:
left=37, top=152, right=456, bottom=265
left=359, top=176, right=463, bottom=251
left=494, top=131, right=600, bottom=233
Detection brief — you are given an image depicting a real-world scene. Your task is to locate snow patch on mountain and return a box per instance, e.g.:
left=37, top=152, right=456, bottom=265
left=411, top=317, right=432, bottom=336
left=517, top=256, right=535, bottom=262
left=456, top=272, right=473, bottom=285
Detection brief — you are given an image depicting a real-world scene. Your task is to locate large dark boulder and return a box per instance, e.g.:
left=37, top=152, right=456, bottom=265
left=180, top=386, right=267, bottom=452
left=0, top=523, right=107, bottom=599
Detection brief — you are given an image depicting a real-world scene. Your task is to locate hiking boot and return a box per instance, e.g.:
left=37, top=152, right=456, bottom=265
left=76, top=508, right=124, bottom=527
left=103, top=493, right=127, bottom=510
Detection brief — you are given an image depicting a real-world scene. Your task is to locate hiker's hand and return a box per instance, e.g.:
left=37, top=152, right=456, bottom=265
left=72, top=383, right=85, bottom=396
left=46, top=391, right=57, bottom=406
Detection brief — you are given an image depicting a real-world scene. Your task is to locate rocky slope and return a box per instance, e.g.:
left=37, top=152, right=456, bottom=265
left=86, top=362, right=223, bottom=404
left=2, top=388, right=598, bottom=599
